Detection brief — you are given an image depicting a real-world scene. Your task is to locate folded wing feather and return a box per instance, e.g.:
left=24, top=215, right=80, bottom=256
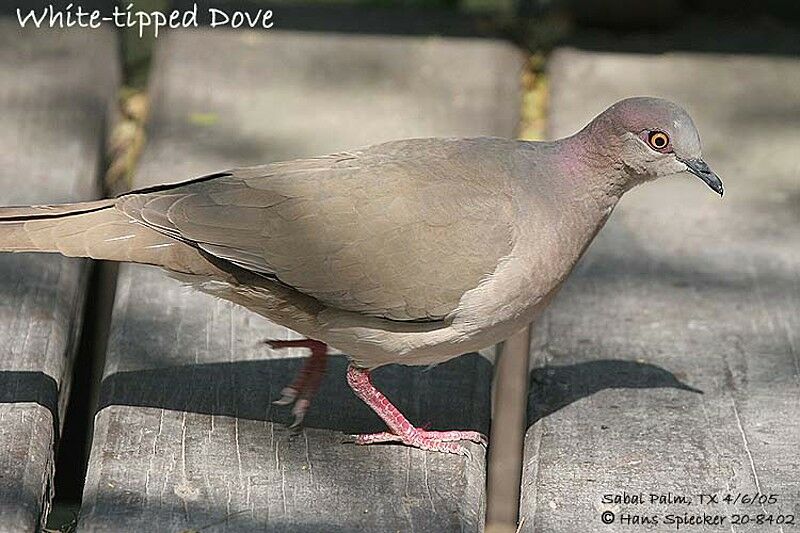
left=120, top=138, right=518, bottom=321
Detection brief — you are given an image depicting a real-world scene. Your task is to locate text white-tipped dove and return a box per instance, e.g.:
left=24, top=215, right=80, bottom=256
left=0, top=97, right=723, bottom=454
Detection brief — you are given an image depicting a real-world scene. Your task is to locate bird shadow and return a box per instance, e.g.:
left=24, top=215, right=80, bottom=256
left=1, top=354, right=700, bottom=440
left=527, top=359, right=702, bottom=427
left=92, top=352, right=493, bottom=436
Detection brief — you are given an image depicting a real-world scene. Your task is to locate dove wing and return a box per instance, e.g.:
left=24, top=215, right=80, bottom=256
left=118, top=138, right=517, bottom=322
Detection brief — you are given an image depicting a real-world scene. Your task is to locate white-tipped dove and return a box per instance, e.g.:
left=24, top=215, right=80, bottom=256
left=0, top=97, right=723, bottom=454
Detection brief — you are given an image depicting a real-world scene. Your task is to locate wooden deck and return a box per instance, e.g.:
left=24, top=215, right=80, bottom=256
left=0, top=22, right=118, bottom=532
left=1, top=11, right=799, bottom=533
left=75, top=29, right=521, bottom=532
left=520, top=46, right=800, bottom=532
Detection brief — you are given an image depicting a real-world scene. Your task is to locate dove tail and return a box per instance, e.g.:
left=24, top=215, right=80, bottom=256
left=0, top=199, right=222, bottom=277
left=0, top=199, right=117, bottom=253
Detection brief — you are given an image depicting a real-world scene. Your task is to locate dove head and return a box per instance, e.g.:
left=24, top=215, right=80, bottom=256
left=581, top=97, right=723, bottom=196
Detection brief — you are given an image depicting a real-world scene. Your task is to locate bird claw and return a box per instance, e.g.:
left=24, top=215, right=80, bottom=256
left=289, top=399, right=310, bottom=430
left=459, top=431, right=488, bottom=448
left=272, top=387, right=298, bottom=406
left=272, top=388, right=310, bottom=430
left=266, top=338, right=329, bottom=429
left=350, top=429, right=484, bottom=457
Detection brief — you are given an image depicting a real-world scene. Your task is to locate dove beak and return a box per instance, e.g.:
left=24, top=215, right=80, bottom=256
left=681, top=157, right=724, bottom=196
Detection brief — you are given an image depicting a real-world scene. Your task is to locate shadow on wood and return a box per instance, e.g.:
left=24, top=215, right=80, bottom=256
left=96, top=353, right=492, bottom=436
left=0, top=371, right=60, bottom=438
left=527, top=360, right=702, bottom=427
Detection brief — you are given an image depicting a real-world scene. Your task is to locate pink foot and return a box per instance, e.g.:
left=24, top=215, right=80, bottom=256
left=354, top=429, right=487, bottom=455
left=266, top=339, right=329, bottom=428
left=345, top=364, right=488, bottom=456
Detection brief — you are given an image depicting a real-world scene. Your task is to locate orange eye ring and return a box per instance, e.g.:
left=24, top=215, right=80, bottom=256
left=648, top=131, right=670, bottom=151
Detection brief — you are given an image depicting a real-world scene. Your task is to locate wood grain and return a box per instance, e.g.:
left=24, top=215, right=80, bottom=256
left=520, top=45, right=800, bottom=532
left=0, top=21, right=118, bottom=531
left=79, top=29, right=522, bottom=532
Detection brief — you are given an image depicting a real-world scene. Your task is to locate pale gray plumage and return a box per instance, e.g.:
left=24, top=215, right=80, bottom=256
left=0, top=97, right=722, bottom=369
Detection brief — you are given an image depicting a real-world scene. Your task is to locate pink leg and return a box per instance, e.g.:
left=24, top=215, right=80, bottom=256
left=266, top=339, right=329, bottom=427
left=346, top=364, right=487, bottom=455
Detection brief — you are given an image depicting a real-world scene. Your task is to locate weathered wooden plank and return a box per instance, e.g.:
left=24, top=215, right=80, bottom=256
left=0, top=21, right=118, bottom=531
left=79, top=29, right=522, bottom=532
left=520, top=46, right=800, bottom=531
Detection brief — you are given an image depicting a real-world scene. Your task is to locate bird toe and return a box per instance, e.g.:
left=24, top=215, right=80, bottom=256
left=272, top=387, right=298, bottom=406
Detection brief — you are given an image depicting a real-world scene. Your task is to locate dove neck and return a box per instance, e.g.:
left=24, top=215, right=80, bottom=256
left=557, top=128, right=630, bottom=215
left=564, top=115, right=641, bottom=203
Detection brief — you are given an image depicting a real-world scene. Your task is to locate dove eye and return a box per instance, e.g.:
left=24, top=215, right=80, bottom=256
left=647, top=131, right=671, bottom=151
